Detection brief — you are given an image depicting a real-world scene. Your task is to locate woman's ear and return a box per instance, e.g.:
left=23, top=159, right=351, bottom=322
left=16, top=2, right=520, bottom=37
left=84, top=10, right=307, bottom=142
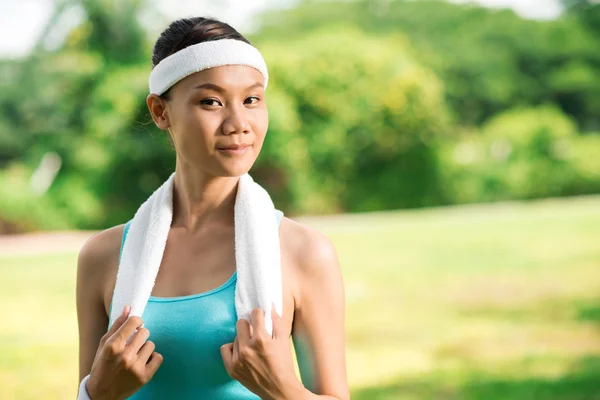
left=146, top=93, right=171, bottom=130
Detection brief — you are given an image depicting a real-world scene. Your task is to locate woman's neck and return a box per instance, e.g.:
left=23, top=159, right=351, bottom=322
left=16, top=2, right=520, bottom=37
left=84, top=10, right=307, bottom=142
left=171, top=162, right=240, bottom=233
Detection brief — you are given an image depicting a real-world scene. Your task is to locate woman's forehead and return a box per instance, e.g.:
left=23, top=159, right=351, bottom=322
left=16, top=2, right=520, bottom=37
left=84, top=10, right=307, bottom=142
left=177, top=65, right=265, bottom=93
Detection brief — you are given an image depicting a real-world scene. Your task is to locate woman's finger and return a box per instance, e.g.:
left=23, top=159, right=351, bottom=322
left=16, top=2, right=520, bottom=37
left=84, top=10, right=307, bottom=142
left=235, top=318, right=252, bottom=344
left=137, top=340, right=156, bottom=364
left=126, top=326, right=150, bottom=353
left=145, top=351, right=164, bottom=375
left=105, top=305, right=130, bottom=338
left=251, top=308, right=268, bottom=339
left=271, top=303, right=283, bottom=340
left=220, top=343, right=234, bottom=373
left=232, top=334, right=240, bottom=364
left=115, top=316, right=145, bottom=345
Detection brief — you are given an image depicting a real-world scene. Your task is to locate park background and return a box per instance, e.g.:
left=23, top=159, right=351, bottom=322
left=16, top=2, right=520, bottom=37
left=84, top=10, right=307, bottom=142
left=0, top=0, right=599, bottom=398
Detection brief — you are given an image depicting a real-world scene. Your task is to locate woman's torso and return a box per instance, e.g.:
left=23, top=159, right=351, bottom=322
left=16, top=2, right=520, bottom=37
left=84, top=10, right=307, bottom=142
left=109, top=209, right=284, bottom=399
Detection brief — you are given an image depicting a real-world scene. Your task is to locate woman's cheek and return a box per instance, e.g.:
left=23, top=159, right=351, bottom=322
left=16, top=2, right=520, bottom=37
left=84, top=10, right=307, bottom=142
left=253, top=109, right=269, bottom=137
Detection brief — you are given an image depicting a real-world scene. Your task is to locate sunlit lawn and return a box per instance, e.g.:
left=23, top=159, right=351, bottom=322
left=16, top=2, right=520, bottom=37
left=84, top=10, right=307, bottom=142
left=1, top=196, right=599, bottom=399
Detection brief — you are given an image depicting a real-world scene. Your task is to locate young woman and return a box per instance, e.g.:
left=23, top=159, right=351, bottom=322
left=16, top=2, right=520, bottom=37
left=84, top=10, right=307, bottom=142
left=76, top=17, right=349, bottom=400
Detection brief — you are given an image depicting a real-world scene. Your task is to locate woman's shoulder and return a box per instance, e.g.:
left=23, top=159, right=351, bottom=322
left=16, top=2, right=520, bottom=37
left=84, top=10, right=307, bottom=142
left=77, top=223, right=127, bottom=303
left=278, top=216, right=341, bottom=299
left=78, top=223, right=126, bottom=268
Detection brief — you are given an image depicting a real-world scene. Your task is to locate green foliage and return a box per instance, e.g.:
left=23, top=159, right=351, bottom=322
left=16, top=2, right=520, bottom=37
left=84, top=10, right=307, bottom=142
left=0, top=0, right=167, bottom=230
left=0, top=165, right=62, bottom=230
left=439, top=106, right=600, bottom=203
left=259, top=0, right=600, bottom=131
left=565, top=133, right=600, bottom=194
left=1, top=0, right=600, bottom=230
left=258, top=27, right=449, bottom=212
left=0, top=162, right=96, bottom=230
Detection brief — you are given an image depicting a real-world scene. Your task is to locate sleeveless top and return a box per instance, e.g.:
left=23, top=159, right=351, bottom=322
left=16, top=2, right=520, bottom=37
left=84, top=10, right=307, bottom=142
left=109, top=209, right=284, bottom=399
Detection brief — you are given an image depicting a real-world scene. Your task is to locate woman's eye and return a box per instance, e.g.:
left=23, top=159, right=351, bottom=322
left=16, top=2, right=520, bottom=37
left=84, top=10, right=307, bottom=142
left=200, top=99, right=221, bottom=106
left=245, top=96, right=260, bottom=105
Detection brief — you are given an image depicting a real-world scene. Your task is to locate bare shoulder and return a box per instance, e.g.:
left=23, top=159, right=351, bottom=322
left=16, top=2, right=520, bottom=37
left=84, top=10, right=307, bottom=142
left=278, top=216, right=342, bottom=306
left=77, top=223, right=126, bottom=313
left=279, top=216, right=338, bottom=267
left=78, top=223, right=125, bottom=276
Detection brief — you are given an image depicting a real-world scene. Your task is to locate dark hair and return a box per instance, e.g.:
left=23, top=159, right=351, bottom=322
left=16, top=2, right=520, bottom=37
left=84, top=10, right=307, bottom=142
left=152, top=17, right=251, bottom=100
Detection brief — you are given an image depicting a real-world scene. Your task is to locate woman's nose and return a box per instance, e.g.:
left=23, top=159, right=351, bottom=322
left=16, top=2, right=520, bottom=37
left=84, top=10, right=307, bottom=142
left=222, top=105, right=251, bottom=135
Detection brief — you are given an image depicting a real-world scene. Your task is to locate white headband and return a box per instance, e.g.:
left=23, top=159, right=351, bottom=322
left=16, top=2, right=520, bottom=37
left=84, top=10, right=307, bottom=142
left=148, top=38, right=269, bottom=95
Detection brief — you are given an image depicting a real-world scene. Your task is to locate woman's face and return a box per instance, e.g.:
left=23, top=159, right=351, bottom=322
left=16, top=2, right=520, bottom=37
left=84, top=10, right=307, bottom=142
left=149, top=65, right=268, bottom=177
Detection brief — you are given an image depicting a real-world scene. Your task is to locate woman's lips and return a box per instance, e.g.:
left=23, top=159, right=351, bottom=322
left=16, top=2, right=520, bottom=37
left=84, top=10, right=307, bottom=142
left=217, top=144, right=251, bottom=155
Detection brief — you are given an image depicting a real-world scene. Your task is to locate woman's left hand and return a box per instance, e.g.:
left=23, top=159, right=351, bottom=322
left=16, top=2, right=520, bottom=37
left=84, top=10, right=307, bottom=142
left=220, top=306, right=304, bottom=400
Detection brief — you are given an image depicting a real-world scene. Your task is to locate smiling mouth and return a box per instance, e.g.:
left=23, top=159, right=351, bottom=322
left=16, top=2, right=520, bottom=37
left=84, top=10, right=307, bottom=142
left=217, top=144, right=251, bottom=150
left=217, top=144, right=251, bottom=155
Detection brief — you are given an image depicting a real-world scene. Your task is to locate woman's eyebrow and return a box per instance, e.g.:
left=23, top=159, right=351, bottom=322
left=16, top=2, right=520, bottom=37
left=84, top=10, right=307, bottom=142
left=247, top=82, right=264, bottom=90
left=193, top=82, right=264, bottom=92
left=194, top=83, right=225, bottom=93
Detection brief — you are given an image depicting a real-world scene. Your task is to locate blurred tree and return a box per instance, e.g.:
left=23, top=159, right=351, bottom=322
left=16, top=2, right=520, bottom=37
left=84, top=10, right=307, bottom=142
left=258, top=0, right=600, bottom=131
left=0, top=0, right=162, bottom=230
left=562, top=0, right=600, bottom=38
left=439, top=105, right=600, bottom=203
left=1, top=0, right=599, bottom=231
left=82, top=0, right=148, bottom=65
left=258, top=27, right=450, bottom=212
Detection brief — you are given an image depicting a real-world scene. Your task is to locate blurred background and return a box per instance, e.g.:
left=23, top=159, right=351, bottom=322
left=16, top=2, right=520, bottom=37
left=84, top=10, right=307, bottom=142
left=1, top=0, right=599, bottom=398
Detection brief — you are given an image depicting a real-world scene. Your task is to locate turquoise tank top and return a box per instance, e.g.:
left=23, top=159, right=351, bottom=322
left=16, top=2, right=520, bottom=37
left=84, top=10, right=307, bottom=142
left=109, top=209, right=284, bottom=399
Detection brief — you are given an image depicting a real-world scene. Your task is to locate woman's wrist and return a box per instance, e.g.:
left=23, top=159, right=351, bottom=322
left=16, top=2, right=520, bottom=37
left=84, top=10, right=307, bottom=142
left=77, top=374, right=92, bottom=400
left=83, top=373, right=106, bottom=400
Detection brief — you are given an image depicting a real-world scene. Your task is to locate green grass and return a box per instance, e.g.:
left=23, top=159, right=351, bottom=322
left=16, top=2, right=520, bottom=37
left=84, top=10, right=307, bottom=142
left=1, top=196, right=600, bottom=399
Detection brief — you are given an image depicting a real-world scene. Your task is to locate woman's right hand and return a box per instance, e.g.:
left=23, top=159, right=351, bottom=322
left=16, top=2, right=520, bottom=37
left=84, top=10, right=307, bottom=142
left=85, top=305, right=164, bottom=400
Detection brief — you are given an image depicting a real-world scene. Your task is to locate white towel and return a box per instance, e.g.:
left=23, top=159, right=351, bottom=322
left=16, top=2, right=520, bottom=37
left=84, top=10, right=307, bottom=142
left=108, top=171, right=282, bottom=336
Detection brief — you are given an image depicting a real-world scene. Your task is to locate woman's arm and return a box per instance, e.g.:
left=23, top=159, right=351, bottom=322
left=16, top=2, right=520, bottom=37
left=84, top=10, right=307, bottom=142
left=77, top=225, right=164, bottom=399
left=291, top=227, right=350, bottom=400
left=219, top=220, right=350, bottom=400
left=76, top=226, right=122, bottom=383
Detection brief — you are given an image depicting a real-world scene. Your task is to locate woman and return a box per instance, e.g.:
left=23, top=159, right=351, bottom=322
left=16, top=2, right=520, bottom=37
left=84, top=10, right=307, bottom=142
left=76, top=16, right=349, bottom=400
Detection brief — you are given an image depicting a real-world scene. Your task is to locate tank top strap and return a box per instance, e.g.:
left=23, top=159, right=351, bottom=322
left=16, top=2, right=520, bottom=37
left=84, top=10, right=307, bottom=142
left=275, top=209, right=284, bottom=226
left=119, top=220, right=132, bottom=263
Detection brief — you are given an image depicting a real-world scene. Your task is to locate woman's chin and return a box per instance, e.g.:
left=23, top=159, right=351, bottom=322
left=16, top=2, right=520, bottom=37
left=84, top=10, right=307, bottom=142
left=216, top=160, right=253, bottom=177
